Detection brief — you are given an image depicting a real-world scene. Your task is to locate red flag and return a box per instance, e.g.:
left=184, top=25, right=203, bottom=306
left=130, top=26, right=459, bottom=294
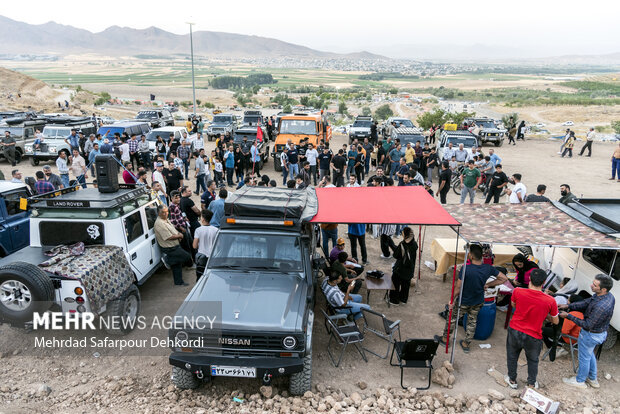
left=256, top=125, right=264, bottom=142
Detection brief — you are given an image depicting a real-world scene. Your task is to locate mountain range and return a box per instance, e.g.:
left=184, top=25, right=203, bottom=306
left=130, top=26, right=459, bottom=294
left=0, top=15, right=385, bottom=59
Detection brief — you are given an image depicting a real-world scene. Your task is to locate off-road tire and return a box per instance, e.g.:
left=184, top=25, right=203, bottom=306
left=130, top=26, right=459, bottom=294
left=103, top=284, right=141, bottom=335
left=0, top=262, right=54, bottom=324
left=30, top=157, right=40, bottom=166
left=207, top=135, right=213, bottom=142
left=274, top=157, right=282, bottom=172
left=602, top=326, right=617, bottom=350
left=14, top=150, right=23, bottom=164
left=495, top=140, right=503, bottom=147
left=171, top=366, right=200, bottom=389
left=289, top=352, right=312, bottom=395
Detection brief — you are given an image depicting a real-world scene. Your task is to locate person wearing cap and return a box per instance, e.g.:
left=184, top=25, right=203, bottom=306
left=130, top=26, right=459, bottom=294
left=459, top=160, right=481, bottom=204
left=2, top=131, right=17, bottom=167
left=329, top=237, right=348, bottom=263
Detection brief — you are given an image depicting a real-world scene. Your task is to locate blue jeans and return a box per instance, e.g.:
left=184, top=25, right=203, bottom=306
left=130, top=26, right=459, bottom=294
left=576, top=330, right=607, bottom=382
left=335, top=294, right=371, bottom=321
left=289, top=163, right=299, bottom=180
left=321, top=228, right=338, bottom=255
left=60, top=173, right=70, bottom=189
left=282, top=168, right=289, bottom=186
left=612, top=157, right=620, bottom=179
left=346, top=164, right=355, bottom=180
left=76, top=174, right=86, bottom=189
left=364, top=157, right=371, bottom=175
left=390, top=162, right=399, bottom=179
left=195, top=174, right=206, bottom=194
left=182, top=159, right=190, bottom=179
left=460, top=185, right=475, bottom=204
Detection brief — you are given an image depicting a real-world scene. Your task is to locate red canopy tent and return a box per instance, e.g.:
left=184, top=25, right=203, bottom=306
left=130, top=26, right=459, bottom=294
left=310, top=186, right=460, bottom=226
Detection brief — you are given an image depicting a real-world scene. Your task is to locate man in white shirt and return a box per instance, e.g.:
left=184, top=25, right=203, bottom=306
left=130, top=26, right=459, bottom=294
left=193, top=209, right=219, bottom=281
left=56, top=151, right=70, bottom=188
left=305, top=143, right=319, bottom=186
left=346, top=175, right=360, bottom=188
left=120, top=139, right=130, bottom=163
left=69, top=148, right=87, bottom=189
left=579, top=128, right=595, bottom=157
left=508, top=173, right=526, bottom=204
left=152, top=162, right=167, bottom=194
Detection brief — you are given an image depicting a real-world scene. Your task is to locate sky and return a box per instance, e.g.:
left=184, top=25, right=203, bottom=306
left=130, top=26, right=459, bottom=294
left=3, top=0, right=620, bottom=59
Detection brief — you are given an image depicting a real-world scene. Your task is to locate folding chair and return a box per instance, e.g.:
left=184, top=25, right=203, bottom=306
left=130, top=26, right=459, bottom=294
left=361, top=308, right=401, bottom=359
left=322, top=310, right=368, bottom=367
left=390, top=338, right=439, bottom=390
left=562, top=333, right=579, bottom=373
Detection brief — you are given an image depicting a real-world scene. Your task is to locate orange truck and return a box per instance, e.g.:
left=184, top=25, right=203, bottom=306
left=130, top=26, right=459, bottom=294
left=271, top=112, right=331, bottom=171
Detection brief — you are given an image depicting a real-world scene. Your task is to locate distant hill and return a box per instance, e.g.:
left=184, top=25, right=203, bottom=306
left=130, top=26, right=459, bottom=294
left=0, top=15, right=386, bottom=60
left=0, top=67, right=58, bottom=111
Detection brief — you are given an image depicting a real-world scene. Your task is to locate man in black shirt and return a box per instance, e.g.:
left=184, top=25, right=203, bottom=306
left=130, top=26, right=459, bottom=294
left=330, top=149, right=346, bottom=187
left=317, top=146, right=332, bottom=181
left=437, top=161, right=452, bottom=204
left=367, top=166, right=394, bottom=187
left=200, top=180, right=217, bottom=209
left=168, top=134, right=180, bottom=160
left=164, top=164, right=184, bottom=193
left=180, top=186, right=201, bottom=235
left=525, top=184, right=551, bottom=202
left=485, top=164, right=509, bottom=204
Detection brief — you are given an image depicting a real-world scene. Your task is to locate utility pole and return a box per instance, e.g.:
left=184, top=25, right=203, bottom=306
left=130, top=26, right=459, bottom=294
left=187, top=22, right=197, bottom=115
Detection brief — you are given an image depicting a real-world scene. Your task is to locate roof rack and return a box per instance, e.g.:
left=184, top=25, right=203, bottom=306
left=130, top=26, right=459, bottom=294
left=29, top=184, right=151, bottom=209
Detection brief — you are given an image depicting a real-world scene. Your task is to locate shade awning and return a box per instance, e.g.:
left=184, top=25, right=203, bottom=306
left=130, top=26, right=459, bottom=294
left=444, top=203, right=620, bottom=249
left=310, top=186, right=460, bottom=226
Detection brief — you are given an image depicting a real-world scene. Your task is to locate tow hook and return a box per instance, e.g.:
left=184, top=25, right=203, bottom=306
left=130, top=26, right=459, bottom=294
left=262, top=372, right=273, bottom=385
left=195, top=369, right=204, bottom=379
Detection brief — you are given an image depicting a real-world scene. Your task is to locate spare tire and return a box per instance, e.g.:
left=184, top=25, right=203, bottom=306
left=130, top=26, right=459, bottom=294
left=0, top=262, right=54, bottom=324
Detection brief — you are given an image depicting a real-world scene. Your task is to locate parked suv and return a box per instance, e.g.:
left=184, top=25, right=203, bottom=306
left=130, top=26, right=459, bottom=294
left=169, top=187, right=319, bottom=395
left=24, top=117, right=97, bottom=165
left=206, top=114, right=237, bottom=141
left=135, top=109, right=174, bottom=128
left=0, top=169, right=162, bottom=332
left=0, top=118, right=47, bottom=164
left=349, top=116, right=372, bottom=144
left=437, top=130, right=478, bottom=162
left=239, top=110, right=268, bottom=142
left=0, top=182, right=32, bottom=257
left=465, top=117, right=505, bottom=147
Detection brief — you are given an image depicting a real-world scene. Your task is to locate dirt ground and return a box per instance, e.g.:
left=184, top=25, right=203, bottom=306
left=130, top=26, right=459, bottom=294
left=0, top=129, right=619, bottom=413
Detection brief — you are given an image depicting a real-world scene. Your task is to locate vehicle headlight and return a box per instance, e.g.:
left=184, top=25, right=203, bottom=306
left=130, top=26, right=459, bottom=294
left=176, top=331, right=189, bottom=342
left=49, top=146, right=57, bottom=153
left=282, top=336, right=297, bottom=349
left=25, top=146, right=33, bottom=153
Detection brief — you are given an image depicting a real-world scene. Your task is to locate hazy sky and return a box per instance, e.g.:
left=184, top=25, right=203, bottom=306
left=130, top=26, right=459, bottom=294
left=3, top=0, right=620, bottom=58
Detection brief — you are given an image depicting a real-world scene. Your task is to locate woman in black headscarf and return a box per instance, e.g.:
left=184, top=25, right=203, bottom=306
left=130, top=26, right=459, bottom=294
left=511, top=253, right=539, bottom=288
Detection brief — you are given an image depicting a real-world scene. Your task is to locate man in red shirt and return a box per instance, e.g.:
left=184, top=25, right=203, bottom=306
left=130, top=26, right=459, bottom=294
left=505, top=269, right=559, bottom=389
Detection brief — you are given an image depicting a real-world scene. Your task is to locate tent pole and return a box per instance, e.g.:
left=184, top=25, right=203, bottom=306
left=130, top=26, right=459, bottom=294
left=450, top=244, right=469, bottom=365
left=414, top=225, right=423, bottom=293
left=445, top=227, right=461, bottom=354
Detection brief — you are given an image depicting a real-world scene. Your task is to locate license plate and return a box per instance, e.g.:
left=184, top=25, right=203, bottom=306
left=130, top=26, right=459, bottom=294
left=210, top=365, right=256, bottom=378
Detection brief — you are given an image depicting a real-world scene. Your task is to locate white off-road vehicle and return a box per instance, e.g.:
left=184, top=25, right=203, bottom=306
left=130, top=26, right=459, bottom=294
left=0, top=182, right=163, bottom=333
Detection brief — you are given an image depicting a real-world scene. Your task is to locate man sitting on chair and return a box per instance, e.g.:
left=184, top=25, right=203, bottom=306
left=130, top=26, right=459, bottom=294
left=332, top=251, right=363, bottom=294
left=322, top=272, right=371, bottom=321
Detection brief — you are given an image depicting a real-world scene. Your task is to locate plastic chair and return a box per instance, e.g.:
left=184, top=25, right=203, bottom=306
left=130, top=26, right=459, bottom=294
left=389, top=338, right=439, bottom=390
left=361, top=308, right=401, bottom=359
left=322, top=310, right=367, bottom=367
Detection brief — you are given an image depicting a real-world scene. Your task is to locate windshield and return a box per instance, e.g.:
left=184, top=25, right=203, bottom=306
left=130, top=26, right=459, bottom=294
left=447, top=137, right=477, bottom=148
left=4, top=127, right=24, bottom=136
left=243, top=115, right=261, bottom=125
left=136, top=111, right=157, bottom=119
left=213, top=116, right=232, bottom=124
left=353, top=120, right=371, bottom=128
left=473, top=121, right=496, bottom=129
left=394, top=119, right=414, bottom=128
left=209, top=233, right=302, bottom=272
left=279, top=119, right=317, bottom=135
left=146, top=131, right=171, bottom=142
left=42, top=127, right=71, bottom=138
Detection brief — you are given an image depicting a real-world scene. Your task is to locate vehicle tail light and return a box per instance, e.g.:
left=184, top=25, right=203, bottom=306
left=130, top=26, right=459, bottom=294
left=74, top=287, right=83, bottom=295
left=76, top=296, right=85, bottom=304
left=280, top=353, right=293, bottom=357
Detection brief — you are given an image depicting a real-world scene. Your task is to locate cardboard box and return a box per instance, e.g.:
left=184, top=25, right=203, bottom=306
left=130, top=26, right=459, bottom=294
left=521, top=387, right=560, bottom=414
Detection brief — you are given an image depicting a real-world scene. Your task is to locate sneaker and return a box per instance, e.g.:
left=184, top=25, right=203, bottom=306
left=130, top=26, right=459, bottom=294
left=380, top=254, right=390, bottom=259
left=504, top=375, right=518, bottom=389
left=555, top=348, right=568, bottom=358
left=563, top=377, right=587, bottom=389
left=389, top=300, right=400, bottom=306
left=362, top=261, right=370, bottom=265
left=527, top=381, right=539, bottom=389
left=459, top=340, right=470, bottom=354
left=585, top=378, right=600, bottom=388
left=161, top=254, right=171, bottom=270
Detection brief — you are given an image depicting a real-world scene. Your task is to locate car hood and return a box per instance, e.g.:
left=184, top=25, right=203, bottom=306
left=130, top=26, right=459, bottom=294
left=350, top=126, right=370, bottom=132
left=210, top=122, right=232, bottom=127
left=480, top=127, right=505, bottom=133
left=176, top=269, right=307, bottom=332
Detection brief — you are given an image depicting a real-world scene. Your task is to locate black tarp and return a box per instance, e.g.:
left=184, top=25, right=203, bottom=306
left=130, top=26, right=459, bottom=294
left=225, top=187, right=318, bottom=222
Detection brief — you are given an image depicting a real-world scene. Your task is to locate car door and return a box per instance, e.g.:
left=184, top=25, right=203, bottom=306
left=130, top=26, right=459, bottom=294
left=0, top=189, right=30, bottom=254
left=143, top=200, right=161, bottom=273
left=122, top=209, right=151, bottom=281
